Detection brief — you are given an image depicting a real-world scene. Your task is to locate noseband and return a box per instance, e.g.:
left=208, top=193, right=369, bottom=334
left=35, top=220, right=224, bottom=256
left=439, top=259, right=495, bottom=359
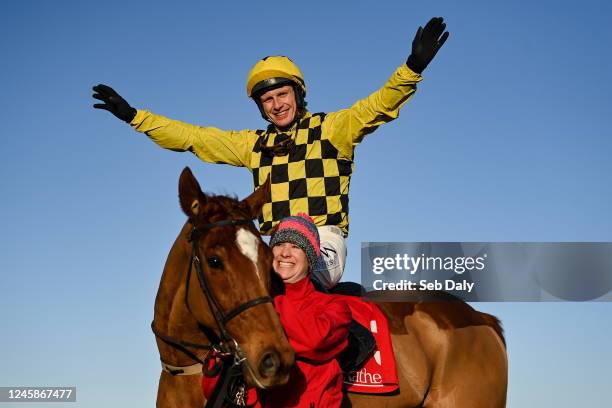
left=152, top=218, right=273, bottom=373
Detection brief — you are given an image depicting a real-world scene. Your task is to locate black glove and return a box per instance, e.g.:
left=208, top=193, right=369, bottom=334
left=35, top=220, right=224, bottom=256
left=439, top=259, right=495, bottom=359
left=406, top=17, right=450, bottom=74
left=92, top=84, right=137, bottom=123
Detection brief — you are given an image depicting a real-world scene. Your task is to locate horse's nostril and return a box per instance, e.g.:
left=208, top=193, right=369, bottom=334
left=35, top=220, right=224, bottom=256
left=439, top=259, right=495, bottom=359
left=259, top=351, right=280, bottom=378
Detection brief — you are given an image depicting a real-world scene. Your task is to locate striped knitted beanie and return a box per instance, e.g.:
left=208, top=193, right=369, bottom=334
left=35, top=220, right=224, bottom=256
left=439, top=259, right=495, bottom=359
left=269, top=213, right=320, bottom=269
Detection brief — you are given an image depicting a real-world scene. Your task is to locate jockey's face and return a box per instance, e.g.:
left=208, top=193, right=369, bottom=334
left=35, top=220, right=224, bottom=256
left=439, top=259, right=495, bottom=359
left=259, top=85, right=297, bottom=129
left=272, top=242, right=309, bottom=284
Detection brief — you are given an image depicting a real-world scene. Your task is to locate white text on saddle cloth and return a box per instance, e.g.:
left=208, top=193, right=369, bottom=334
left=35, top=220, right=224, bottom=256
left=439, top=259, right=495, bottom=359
left=345, top=320, right=383, bottom=386
left=340, top=302, right=399, bottom=394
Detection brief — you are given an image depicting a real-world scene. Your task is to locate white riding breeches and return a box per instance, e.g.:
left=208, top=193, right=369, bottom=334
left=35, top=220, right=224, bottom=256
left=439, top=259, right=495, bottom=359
left=312, top=225, right=347, bottom=289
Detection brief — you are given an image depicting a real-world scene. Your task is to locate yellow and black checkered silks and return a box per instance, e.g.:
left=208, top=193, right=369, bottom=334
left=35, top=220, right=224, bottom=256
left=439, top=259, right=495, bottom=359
left=250, top=113, right=352, bottom=235
left=130, top=64, right=423, bottom=237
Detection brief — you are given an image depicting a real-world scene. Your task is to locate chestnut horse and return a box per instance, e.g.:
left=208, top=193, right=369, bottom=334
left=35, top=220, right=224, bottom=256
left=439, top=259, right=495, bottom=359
left=352, top=291, right=507, bottom=407
left=152, top=167, right=294, bottom=407
left=153, top=168, right=507, bottom=407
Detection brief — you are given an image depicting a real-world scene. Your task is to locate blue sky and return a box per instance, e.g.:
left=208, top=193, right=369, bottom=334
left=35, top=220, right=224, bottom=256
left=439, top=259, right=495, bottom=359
left=1, top=0, right=611, bottom=406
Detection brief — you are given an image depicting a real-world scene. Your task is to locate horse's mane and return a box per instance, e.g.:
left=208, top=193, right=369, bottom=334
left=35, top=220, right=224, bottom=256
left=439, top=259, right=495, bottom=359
left=192, top=193, right=245, bottom=224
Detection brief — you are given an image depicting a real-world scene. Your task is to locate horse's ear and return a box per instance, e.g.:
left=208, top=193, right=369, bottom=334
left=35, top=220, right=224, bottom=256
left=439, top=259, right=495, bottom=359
left=241, top=176, right=271, bottom=219
left=178, top=167, right=207, bottom=218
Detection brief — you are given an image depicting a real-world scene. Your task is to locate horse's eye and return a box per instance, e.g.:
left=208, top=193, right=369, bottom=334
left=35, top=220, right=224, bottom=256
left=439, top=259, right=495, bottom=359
left=207, top=256, right=223, bottom=269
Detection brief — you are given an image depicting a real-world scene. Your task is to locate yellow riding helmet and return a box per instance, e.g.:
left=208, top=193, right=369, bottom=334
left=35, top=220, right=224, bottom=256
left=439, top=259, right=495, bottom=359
left=246, top=56, right=306, bottom=98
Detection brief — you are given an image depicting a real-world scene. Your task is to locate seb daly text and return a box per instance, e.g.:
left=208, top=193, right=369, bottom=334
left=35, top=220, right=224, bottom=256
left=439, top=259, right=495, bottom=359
left=368, top=253, right=486, bottom=295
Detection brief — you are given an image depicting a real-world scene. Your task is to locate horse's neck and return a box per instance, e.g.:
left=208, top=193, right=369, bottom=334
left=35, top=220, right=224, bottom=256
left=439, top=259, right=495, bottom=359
left=154, top=223, right=211, bottom=366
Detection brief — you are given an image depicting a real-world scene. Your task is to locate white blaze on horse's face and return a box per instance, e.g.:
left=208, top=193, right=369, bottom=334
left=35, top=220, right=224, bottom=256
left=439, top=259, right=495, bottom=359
left=236, top=228, right=260, bottom=278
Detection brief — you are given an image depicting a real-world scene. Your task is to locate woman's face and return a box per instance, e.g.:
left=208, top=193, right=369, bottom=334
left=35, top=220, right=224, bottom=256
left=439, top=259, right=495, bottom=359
left=272, top=242, right=310, bottom=284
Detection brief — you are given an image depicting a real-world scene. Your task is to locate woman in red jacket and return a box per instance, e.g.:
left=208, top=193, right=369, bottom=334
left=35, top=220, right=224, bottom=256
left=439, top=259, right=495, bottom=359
left=262, top=213, right=352, bottom=408
left=202, top=213, right=351, bottom=407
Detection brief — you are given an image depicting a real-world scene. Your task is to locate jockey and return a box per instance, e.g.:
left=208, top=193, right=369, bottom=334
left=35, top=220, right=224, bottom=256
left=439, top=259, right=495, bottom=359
left=269, top=213, right=353, bottom=407
left=92, top=17, right=449, bottom=289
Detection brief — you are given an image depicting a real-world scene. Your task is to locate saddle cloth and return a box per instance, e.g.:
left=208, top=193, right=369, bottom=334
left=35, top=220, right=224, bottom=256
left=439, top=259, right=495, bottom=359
left=338, top=296, right=399, bottom=394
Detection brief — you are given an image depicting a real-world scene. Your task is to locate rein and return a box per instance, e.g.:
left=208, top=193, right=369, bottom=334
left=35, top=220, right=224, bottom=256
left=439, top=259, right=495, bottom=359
left=151, top=217, right=273, bottom=405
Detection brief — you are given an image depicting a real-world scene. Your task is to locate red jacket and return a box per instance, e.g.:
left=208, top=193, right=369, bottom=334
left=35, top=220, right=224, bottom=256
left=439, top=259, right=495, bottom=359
left=202, top=277, right=351, bottom=408
left=260, top=277, right=351, bottom=408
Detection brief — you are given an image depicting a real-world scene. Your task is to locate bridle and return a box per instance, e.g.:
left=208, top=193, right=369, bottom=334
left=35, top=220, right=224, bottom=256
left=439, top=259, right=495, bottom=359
left=151, top=217, right=273, bottom=380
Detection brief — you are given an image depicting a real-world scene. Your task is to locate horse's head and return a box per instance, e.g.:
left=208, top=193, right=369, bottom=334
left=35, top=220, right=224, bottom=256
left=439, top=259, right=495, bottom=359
left=177, top=167, right=294, bottom=388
